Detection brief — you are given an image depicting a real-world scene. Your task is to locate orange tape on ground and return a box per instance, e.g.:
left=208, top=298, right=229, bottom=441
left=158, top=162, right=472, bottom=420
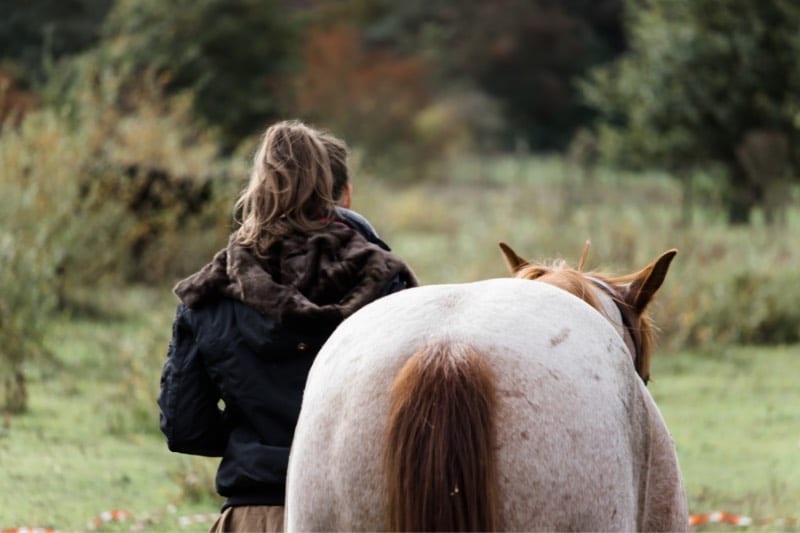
left=87, top=509, right=133, bottom=530
left=690, top=511, right=799, bottom=527
left=2, top=529, right=63, bottom=533
left=2, top=507, right=218, bottom=533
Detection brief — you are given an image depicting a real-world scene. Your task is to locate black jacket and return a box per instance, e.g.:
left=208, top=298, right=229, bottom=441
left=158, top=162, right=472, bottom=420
left=158, top=212, right=417, bottom=509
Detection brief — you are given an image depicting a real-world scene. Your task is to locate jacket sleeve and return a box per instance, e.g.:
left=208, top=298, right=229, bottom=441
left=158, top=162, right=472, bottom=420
left=158, top=304, right=227, bottom=456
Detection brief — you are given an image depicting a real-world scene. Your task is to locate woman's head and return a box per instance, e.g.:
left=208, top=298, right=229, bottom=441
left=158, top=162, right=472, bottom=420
left=234, top=120, right=347, bottom=252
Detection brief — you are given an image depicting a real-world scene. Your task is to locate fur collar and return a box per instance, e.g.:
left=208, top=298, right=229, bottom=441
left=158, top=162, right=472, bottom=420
left=174, top=225, right=417, bottom=328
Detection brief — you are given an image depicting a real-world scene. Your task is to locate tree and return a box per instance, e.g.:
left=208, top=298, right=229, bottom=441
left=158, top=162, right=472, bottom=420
left=289, top=23, right=433, bottom=177
left=352, top=0, right=626, bottom=151
left=583, top=0, right=800, bottom=224
left=0, top=0, right=113, bottom=83
left=98, top=0, right=298, bottom=150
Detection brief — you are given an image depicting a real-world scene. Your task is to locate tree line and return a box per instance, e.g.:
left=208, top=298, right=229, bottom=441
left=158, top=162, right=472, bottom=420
left=3, top=0, right=798, bottom=223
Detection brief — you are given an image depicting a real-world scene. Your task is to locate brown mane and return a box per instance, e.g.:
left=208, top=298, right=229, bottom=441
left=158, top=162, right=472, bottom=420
left=513, top=261, right=656, bottom=383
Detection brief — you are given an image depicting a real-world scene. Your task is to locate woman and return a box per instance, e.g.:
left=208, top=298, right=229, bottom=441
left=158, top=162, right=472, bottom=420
left=157, top=120, right=417, bottom=532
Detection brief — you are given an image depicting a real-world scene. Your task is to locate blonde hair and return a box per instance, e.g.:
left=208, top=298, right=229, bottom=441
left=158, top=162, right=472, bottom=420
left=233, top=120, right=339, bottom=255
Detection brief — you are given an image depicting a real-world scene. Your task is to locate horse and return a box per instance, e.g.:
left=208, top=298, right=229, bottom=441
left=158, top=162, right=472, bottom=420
left=285, top=243, right=687, bottom=532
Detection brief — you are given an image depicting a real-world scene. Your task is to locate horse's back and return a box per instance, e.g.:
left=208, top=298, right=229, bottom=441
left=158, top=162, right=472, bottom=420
left=286, top=278, right=685, bottom=531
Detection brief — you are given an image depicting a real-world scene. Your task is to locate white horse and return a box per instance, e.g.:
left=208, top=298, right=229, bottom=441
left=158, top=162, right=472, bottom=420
left=286, top=244, right=687, bottom=531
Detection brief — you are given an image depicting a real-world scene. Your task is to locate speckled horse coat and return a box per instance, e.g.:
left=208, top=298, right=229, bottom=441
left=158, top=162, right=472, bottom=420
left=286, top=245, right=687, bottom=532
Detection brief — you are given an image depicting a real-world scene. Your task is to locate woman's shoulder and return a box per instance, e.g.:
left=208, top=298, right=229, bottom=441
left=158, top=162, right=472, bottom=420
left=334, top=207, right=391, bottom=251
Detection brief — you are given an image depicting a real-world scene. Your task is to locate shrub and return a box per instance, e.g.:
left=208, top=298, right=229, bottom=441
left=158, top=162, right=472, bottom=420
left=0, top=65, right=233, bottom=408
left=0, top=106, right=93, bottom=411
left=46, top=60, right=232, bottom=285
left=673, top=268, right=800, bottom=347
left=289, top=24, right=437, bottom=181
left=0, top=233, right=54, bottom=412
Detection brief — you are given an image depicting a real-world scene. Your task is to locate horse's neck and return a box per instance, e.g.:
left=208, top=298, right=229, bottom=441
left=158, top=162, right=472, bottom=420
left=585, top=278, right=636, bottom=362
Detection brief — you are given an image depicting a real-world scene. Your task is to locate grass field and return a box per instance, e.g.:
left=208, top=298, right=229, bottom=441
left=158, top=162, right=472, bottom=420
left=650, top=347, right=800, bottom=530
left=2, top=156, right=798, bottom=531
left=1, top=292, right=220, bottom=532
left=3, top=301, right=797, bottom=531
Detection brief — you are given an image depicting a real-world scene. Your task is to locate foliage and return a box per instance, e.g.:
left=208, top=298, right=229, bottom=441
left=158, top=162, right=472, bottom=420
left=0, top=69, right=41, bottom=126
left=671, top=251, right=800, bottom=347
left=98, top=0, right=298, bottom=150
left=289, top=24, right=436, bottom=180
left=0, top=1, right=628, bottom=156
left=0, top=63, right=232, bottom=408
left=352, top=0, right=627, bottom=150
left=0, top=233, right=54, bottom=412
left=288, top=20, right=507, bottom=180
left=0, top=106, right=107, bottom=411
left=0, top=0, right=113, bottom=83
left=44, top=59, right=231, bottom=284
left=583, top=0, right=800, bottom=224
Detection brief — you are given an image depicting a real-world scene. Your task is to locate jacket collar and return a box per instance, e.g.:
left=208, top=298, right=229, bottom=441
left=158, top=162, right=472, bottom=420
left=174, top=226, right=417, bottom=326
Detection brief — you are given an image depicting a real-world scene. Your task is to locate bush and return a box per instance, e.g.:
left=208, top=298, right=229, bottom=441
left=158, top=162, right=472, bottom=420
left=46, top=60, right=233, bottom=284
left=673, top=268, right=800, bottom=347
left=98, top=0, right=297, bottom=150
left=0, top=233, right=54, bottom=412
left=0, top=106, right=95, bottom=411
left=0, top=64, right=235, bottom=408
left=289, top=24, right=438, bottom=181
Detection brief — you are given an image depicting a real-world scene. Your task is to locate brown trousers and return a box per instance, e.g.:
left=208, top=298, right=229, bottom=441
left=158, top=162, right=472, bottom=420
left=209, top=505, right=285, bottom=533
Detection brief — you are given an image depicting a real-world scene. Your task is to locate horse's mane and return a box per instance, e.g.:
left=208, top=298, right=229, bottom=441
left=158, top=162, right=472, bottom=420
left=514, top=261, right=655, bottom=381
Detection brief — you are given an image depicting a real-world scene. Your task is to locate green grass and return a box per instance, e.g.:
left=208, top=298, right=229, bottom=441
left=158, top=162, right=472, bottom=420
left=650, top=346, right=800, bottom=530
left=0, top=382, right=217, bottom=531
left=0, top=289, right=222, bottom=532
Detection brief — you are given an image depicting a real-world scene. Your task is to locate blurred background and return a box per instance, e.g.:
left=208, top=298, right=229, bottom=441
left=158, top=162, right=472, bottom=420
left=1, top=0, right=798, bottom=530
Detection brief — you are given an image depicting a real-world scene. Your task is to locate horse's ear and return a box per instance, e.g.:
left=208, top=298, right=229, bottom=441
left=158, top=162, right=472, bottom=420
left=499, top=242, right=529, bottom=274
left=625, top=249, right=678, bottom=313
